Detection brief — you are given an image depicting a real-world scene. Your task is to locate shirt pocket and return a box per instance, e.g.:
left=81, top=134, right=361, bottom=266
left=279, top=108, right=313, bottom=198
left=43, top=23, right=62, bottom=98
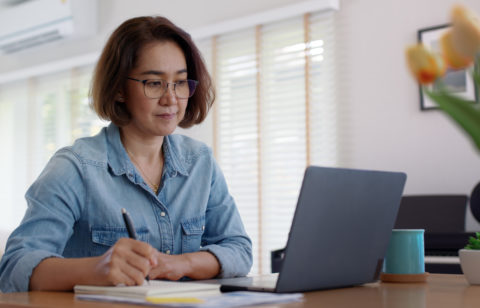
left=181, top=215, right=205, bottom=254
left=91, top=226, right=149, bottom=256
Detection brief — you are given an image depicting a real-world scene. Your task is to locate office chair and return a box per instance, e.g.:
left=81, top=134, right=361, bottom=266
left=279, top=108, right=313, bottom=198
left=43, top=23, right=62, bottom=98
left=395, top=195, right=468, bottom=233
left=394, top=195, right=473, bottom=274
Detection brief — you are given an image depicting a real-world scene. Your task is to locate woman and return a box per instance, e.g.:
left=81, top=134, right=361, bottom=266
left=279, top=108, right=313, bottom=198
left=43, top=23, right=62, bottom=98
left=0, top=16, right=252, bottom=293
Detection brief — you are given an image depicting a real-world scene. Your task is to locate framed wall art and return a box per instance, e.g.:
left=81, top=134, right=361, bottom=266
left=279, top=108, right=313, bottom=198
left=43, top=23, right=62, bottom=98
left=418, top=24, right=479, bottom=110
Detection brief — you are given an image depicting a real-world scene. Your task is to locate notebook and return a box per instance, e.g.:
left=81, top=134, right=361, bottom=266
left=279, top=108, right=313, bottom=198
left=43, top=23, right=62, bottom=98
left=220, top=165, right=407, bottom=293
left=74, top=280, right=220, bottom=300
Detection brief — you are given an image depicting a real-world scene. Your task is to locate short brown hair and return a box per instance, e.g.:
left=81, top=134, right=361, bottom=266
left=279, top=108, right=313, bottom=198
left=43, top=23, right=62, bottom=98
left=90, top=16, right=215, bottom=128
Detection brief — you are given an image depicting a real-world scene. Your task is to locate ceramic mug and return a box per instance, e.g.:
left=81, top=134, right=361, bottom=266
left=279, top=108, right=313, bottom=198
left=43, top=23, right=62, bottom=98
left=383, top=229, right=425, bottom=274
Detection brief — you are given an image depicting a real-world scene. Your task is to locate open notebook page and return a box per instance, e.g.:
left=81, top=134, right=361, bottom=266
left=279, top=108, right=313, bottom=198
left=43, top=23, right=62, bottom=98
left=74, top=280, right=220, bottom=299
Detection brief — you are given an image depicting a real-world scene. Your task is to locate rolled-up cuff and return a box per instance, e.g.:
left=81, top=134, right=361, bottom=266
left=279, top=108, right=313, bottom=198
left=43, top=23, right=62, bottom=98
left=9, top=250, right=62, bottom=292
left=200, top=244, right=251, bottom=278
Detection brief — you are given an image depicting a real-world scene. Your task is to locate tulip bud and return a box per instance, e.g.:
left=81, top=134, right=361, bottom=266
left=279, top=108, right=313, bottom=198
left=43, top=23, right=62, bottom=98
left=450, top=5, right=480, bottom=59
left=406, top=44, right=446, bottom=84
left=440, top=30, right=473, bottom=70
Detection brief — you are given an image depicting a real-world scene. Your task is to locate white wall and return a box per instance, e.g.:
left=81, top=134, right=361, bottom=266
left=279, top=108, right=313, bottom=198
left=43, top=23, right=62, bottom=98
left=335, top=0, right=480, bottom=197
left=2, top=0, right=480, bottom=219
left=336, top=0, right=480, bottom=230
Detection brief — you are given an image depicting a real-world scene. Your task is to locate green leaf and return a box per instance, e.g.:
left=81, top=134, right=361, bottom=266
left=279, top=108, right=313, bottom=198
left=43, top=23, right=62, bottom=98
left=465, top=233, right=480, bottom=249
left=474, top=69, right=480, bottom=86
left=474, top=56, right=480, bottom=86
left=425, top=89, right=480, bottom=152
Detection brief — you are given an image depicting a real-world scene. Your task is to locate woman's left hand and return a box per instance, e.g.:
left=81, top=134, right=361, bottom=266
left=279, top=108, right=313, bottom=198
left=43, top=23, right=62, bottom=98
left=148, top=251, right=220, bottom=280
left=149, top=252, right=190, bottom=280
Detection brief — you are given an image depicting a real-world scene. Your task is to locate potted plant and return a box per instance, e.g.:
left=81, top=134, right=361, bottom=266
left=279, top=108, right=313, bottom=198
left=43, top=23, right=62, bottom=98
left=405, top=4, right=480, bottom=285
left=459, top=232, right=480, bottom=284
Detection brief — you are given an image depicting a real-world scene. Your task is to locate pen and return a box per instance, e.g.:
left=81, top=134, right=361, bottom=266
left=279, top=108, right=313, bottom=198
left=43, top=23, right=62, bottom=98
left=121, top=208, right=150, bottom=282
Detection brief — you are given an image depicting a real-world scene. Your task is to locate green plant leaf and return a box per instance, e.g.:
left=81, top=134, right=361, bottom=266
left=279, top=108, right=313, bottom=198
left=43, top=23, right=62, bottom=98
left=426, top=89, right=480, bottom=152
left=474, top=56, right=480, bottom=86
left=465, top=233, right=480, bottom=249
left=474, top=69, right=480, bottom=86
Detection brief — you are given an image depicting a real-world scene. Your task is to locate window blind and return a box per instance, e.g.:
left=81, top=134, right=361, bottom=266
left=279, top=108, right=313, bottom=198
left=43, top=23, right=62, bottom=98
left=309, top=12, right=338, bottom=166
left=214, top=28, right=261, bottom=274
left=201, top=10, right=338, bottom=274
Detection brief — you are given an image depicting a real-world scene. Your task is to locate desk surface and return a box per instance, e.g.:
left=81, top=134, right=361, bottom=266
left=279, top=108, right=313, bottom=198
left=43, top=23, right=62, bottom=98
left=0, top=274, right=479, bottom=308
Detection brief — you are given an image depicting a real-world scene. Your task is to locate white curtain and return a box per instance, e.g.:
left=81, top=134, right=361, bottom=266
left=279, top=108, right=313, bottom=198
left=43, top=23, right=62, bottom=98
left=0, top=66, right=104, bottom=231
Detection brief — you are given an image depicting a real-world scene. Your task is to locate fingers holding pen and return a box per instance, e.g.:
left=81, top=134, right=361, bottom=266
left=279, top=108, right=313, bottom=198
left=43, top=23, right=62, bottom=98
left=96, top=238, right=157, bottom=286
left=122, top=238, right=156, bottom=284
left=128, top=238, right=158, bottom=269
left=119, top=208, right=157, bottom=282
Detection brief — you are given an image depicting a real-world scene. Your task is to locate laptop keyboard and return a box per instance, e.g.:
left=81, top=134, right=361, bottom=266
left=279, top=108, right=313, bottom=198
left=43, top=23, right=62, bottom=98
left=249, top=273, right=279, bottom=288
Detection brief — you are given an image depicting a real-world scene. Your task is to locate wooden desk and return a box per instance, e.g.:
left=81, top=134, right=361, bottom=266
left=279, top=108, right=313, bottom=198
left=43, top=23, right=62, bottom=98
left=0, top=274, right=479, bottom=308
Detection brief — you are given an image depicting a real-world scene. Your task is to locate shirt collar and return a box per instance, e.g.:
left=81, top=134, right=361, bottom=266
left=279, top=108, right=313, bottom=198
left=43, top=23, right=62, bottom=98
left=106, top=123, right=132, bottom=176
left=163, top=135, right=189, bottom=177
left=105, top=123, right=189, bottom=177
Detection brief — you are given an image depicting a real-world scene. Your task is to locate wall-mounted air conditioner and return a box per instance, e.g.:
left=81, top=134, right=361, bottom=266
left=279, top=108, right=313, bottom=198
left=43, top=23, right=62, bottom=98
left=0, top=0, right=97, bottom=54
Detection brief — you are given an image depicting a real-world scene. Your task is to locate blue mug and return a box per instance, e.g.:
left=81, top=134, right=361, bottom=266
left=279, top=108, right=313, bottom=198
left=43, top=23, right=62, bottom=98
left=383, top=229, right=425, bottom=274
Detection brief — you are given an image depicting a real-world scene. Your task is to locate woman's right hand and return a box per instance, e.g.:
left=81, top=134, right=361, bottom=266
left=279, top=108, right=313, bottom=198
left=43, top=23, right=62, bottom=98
left=29, top=238, right=157, bottom=291
left=93, top=238, right=158, bottom=286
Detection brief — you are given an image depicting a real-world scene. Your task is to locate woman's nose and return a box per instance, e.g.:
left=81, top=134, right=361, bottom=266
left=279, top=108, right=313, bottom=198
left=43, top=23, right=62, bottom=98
left=159, top=84, right=177, bottom=105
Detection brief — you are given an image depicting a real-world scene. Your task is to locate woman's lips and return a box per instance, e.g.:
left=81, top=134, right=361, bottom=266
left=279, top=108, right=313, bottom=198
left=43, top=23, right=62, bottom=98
left=156, top=112, right=176, bottom=119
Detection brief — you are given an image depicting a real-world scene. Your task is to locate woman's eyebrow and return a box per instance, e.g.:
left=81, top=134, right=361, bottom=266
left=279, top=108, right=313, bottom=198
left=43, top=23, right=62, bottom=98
left=140, top=69, right=188, bottom=76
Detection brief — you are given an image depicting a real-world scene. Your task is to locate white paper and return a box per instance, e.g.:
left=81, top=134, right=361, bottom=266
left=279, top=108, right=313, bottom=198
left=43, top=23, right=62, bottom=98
left=76, top=291, right=303, bottom=308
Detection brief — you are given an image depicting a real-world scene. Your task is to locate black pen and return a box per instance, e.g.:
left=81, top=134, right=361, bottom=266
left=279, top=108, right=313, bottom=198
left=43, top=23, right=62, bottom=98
left=121, top=208, right=150, bottom=282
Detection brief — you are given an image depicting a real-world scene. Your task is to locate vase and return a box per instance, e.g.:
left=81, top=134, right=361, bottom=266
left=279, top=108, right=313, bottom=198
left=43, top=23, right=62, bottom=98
left=459, top=249, right=480, bottom=284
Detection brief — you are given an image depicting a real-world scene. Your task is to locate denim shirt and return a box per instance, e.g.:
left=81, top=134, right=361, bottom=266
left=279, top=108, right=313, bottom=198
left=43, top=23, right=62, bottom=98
left=0, top=124, right=252, bottom=292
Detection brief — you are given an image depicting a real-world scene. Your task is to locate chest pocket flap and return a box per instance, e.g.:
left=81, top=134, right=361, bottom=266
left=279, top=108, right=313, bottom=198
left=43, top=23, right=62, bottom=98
left=91, top=226, right=149, bottom=246
left=181, top=215, right=205, bottom=235
left=181, top=215, right=205, bottom=254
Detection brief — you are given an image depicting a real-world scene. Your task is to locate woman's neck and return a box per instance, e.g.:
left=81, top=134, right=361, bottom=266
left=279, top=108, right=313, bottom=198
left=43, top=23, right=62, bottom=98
left=120, top=126, right=165, bottom=194
left=120, top=126, right=164, bottom=162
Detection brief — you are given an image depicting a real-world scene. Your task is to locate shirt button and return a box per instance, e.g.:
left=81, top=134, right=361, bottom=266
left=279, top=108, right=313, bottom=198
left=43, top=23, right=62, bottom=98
left=166, top=250, right=171, bottom=254
left=160, top=212, right=166, bottom=217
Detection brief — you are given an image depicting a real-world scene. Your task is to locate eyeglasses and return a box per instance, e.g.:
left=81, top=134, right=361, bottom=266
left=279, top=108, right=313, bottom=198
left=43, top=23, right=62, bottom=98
left=127, top=77, right=198, bottom=99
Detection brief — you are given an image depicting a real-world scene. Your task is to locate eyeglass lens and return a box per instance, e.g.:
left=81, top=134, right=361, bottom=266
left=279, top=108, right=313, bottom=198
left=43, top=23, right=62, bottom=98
left=144, top=80, right=197, bottom=99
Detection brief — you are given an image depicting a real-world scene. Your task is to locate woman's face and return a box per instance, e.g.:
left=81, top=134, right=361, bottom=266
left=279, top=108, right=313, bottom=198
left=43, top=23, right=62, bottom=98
left=122, top=40, right=189, bottom=138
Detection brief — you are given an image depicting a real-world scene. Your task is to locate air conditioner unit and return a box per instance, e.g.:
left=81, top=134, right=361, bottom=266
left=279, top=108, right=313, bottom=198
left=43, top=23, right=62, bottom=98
left=0, top=0, right=96, bottom=54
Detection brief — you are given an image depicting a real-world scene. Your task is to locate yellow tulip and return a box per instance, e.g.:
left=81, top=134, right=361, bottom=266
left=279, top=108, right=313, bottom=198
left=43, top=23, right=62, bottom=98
left=450, top=4, right=480, bottom=59
left=405, top=44, right=446, bottom=84
left=440, top=30, right=473, bottom=70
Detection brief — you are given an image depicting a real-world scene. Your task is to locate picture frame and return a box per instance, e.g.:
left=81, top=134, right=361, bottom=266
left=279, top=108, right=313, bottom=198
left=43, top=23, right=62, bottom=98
left=417, top=24, right=479, bottom=110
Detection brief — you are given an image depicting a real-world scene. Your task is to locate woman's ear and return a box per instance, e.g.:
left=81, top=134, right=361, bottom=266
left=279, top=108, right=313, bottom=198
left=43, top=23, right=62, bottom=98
left=116, top=92, right=125, bottom=102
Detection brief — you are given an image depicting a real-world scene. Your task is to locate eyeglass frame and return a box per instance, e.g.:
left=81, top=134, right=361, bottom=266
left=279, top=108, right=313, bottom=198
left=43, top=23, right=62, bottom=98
left=126, top=77, right=199, bottom=99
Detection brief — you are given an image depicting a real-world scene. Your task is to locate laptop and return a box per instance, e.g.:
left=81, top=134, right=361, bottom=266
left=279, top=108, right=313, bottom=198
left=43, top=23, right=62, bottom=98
left=220, top=166, right=407, bottom=293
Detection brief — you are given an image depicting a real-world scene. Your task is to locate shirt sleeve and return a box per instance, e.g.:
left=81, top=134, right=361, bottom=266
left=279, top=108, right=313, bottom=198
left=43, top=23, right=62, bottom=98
left=199, top=149, right=253, bottom=278
left=0, top=149, right=84, bottom=292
